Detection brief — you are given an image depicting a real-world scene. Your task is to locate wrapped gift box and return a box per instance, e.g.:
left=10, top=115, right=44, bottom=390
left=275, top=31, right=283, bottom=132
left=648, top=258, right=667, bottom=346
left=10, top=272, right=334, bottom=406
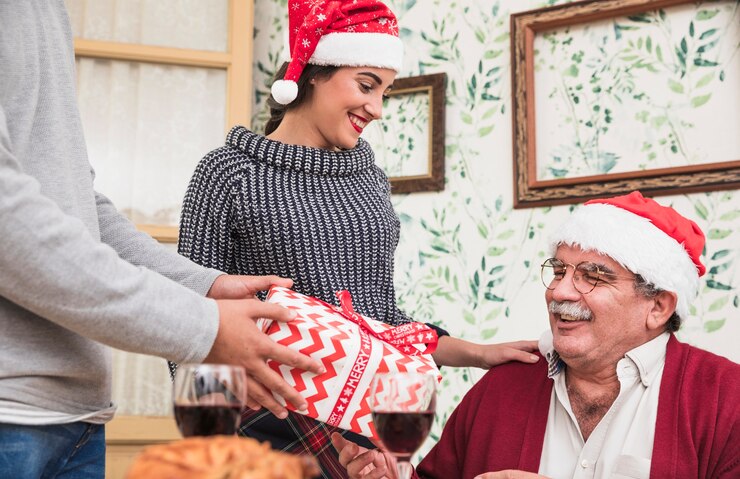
left=258, top=286, right=440, bottom=439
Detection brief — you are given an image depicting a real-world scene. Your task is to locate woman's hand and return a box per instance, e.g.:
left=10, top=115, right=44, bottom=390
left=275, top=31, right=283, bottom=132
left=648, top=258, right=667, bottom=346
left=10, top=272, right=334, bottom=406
left=476, top=340, right=540, bottom=369
left=331, top=432, right=398, bottom=479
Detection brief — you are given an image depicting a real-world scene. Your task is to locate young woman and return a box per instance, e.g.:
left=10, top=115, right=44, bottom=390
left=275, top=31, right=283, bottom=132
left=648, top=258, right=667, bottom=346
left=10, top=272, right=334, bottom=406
left=176, top=1, right=537, bottom=476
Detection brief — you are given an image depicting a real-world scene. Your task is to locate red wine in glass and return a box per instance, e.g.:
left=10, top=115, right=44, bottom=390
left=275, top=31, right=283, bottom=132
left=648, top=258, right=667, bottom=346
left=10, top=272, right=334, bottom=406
left=173, top=364, right=247, bottom=437
left=372, top=411, right=434, bottom=459
left=174, top=404, right=242, bottom=437
left=369, top=372, right=437, bottom=479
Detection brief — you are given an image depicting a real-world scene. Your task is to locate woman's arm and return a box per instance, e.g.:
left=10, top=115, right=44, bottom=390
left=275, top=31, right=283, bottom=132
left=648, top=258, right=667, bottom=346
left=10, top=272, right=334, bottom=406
left=431, top=336, right=539, bottom=369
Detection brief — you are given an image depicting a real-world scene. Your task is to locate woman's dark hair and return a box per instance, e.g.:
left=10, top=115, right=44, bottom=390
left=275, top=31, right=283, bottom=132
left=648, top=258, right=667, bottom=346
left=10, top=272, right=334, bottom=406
left=264, top=62, right=339, bottom=135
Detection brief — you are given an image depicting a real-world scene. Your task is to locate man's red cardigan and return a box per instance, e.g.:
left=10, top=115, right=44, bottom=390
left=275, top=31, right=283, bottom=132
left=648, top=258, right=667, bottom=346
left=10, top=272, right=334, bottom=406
left=415, top=335, right=739, bottom=478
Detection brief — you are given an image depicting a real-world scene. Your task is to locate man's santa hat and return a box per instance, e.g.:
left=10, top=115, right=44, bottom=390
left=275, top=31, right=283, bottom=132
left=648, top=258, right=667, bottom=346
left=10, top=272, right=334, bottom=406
left=549, top=191, right=706, bottom=320
left=271, top=0, right=404, bottom=105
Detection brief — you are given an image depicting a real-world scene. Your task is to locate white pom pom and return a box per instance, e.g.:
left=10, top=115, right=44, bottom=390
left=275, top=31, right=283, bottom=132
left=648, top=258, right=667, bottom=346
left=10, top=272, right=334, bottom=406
left=271, top=80, right=298, bottom=105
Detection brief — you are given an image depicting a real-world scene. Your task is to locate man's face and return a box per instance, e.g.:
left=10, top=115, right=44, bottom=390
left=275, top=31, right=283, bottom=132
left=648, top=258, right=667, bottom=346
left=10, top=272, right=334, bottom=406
left=546, top=245, right=657, bottom=371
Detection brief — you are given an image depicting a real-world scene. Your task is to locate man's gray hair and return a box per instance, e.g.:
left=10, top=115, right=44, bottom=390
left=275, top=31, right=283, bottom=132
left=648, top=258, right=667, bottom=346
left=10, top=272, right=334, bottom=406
left=633, top=275, right=681, bottom=332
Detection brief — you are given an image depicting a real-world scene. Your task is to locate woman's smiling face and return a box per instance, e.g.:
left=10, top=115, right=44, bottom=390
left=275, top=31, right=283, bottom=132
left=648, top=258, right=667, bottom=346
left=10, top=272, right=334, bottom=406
left=297, top=66, right=396, bottom=150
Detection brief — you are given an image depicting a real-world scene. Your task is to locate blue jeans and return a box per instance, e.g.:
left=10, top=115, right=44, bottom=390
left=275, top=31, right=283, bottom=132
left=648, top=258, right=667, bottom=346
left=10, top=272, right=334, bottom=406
left=0, top=422, right=105, bottom=478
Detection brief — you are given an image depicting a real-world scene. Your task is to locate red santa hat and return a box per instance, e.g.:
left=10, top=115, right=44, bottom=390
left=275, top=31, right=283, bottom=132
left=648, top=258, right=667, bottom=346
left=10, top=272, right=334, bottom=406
left=271, top=0, right=404, bottom=105
left=548, top=191, right=706, bottom=320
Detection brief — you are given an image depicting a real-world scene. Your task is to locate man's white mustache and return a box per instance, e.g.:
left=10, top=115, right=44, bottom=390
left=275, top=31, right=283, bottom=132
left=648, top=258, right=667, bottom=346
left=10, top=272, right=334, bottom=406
left=549, top=301, right=593, bottom=321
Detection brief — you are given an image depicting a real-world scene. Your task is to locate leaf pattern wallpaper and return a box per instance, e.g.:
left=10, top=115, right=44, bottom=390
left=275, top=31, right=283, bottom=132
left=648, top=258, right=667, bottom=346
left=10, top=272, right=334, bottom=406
left=535, top=1, right=740, bottom=179
left=250, top=0, right=739, bottom=456
left=361, top=90, right=431, bottom=177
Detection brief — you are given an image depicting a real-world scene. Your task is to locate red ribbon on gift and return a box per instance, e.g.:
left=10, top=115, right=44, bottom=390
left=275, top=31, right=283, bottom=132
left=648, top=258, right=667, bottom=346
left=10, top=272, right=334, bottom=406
left=334, top=290, right=438, bottom=356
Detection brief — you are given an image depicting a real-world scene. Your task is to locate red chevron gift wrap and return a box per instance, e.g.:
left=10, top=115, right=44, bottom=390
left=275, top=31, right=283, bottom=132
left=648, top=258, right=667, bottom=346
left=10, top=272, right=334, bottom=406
left=258, top=286, right=440, bottom=439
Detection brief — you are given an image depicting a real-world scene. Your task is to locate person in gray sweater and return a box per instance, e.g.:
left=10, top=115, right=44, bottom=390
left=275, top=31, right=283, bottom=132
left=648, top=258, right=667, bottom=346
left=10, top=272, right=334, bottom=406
left=0, top=2, right=322, bottom=477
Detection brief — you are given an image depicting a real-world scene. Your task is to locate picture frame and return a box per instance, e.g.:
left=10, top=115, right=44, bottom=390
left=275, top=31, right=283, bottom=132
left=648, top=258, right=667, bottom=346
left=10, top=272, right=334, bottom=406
left=510, top=0, right=740, bottom=208
left=362, top=72, right=447, bottom=194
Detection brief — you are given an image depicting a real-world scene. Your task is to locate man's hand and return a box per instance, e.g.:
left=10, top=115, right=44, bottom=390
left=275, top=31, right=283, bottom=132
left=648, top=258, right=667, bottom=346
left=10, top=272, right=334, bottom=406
left=206, top=274, right=293, bottom=300
left=203, top=274, right=324, bottom=418
left=475, top=471, right=549, bottom=479
left=331, top=432, right=396, bottom=479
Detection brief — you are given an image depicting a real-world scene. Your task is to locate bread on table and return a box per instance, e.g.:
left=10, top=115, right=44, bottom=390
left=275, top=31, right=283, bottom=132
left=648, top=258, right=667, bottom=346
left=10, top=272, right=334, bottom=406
left=127, top=435, right=320, bottom=479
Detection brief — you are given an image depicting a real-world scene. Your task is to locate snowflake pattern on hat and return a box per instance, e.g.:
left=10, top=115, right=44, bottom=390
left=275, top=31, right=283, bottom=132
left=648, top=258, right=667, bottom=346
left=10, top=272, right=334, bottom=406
left=271, top=0, right=404, bottom=105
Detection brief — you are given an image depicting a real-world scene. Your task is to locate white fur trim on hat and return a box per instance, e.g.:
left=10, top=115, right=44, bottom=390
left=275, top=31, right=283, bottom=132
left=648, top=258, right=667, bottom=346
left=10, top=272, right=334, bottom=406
left=310, top=32, right=404, bottom=72
left=271, top=79, right=298, bottom=105
left=548, top=203, right=699, bottom=320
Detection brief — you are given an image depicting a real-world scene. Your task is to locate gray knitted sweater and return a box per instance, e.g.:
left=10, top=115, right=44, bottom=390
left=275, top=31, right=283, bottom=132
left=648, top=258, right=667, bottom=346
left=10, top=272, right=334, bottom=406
left=179, top=126, right=413, bottom=325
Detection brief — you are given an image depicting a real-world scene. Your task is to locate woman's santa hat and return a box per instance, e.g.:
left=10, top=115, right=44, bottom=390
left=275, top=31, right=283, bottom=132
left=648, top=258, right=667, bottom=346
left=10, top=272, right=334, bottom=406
left=548, top=191, right=706, bottom=320
left=271, top=0, right=404, bottom=105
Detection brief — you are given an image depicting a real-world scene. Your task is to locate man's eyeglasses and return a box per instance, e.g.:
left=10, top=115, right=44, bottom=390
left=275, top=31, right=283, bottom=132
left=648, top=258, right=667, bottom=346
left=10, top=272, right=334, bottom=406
left=540, top=258, right=635, bottom=294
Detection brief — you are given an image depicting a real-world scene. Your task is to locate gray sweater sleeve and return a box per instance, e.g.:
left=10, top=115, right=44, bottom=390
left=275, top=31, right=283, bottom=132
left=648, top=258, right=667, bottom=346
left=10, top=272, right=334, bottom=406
left=0, top=108, right=219, bottom=364
left=95, top=189, right=223, bottom=296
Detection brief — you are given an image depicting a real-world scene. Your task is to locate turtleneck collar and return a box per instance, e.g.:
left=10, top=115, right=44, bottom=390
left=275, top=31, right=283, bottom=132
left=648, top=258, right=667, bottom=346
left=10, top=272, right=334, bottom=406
left=226, top=126, right=375, bottom=177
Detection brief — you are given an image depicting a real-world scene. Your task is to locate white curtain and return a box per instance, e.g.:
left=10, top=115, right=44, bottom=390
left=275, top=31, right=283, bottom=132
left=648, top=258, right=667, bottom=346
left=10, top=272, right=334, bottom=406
left=76, top=59, right=227, bottom=226
left=65, top=0, right=228, bottom=51
left=67, top=0, right=230, bottom=415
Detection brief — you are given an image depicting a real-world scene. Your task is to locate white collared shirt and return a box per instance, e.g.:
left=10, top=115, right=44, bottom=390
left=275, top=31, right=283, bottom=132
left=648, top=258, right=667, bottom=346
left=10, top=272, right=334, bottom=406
left=538, top=331, right=669, bottom=479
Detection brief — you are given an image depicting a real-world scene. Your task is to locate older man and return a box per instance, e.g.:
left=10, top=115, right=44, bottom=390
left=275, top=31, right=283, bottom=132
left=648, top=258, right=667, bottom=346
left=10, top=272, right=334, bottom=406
left=333, top=191, right=739, bottom=478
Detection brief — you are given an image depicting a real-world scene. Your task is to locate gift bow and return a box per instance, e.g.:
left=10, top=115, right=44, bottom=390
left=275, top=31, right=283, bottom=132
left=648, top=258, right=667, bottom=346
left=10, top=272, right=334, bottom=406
left=333, top=290, right=438, bottom=356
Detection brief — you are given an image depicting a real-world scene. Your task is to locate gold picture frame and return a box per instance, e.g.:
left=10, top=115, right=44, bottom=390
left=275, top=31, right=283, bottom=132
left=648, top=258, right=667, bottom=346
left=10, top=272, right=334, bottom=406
left=511, top=0, right=740, bottom=208
left=364, top=72, right=447, bottom=194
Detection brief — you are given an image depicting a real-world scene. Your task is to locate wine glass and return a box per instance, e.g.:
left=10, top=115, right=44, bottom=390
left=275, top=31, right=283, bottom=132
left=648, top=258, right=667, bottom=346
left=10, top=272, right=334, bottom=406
left=369, top=372, right=437, bottom=479
left=172, top=364, right=247, bottom=437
